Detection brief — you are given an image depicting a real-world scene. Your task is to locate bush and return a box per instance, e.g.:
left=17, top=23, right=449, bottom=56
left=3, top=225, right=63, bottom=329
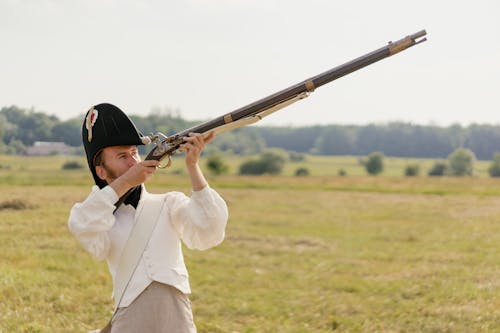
left=62, top=161, right=84, bottom=170
left=447, top=148, right=476, bottom=176
left=6, top=139, right=26, bottom=155
left=428, top=161, right=447, bottom=176
left=289, top=151, right=306, bottom=162
left=0, top=199, right=36, bottom=210
left=294, top=167, right=310, bottom=176
left=338, top=169, right=347, bottom=176
left=239, top=151, right=286, bottom=175
left=206, top=154, right=229, bottom=175
left=360, top=152, right=384, bottom=175
left=239, top=160, right=265, bottom=175
left=404, top=163, right=420, bottom=176
left=488, top=153, right=500, bottom=177
left=262, top=152, right=286, bottom=174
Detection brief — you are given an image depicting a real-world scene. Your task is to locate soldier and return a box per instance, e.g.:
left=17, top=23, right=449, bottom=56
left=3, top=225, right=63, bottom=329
left=68, top=103, right=228, bottom=332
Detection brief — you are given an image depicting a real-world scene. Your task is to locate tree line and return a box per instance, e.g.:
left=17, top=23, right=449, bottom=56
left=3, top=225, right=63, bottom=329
left=255, top=123, right=500, bottom=160
left=2, top=105, right=500, bottom=160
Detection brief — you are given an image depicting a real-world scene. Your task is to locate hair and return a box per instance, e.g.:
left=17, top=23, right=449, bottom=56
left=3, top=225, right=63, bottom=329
left=93, top=149, right=104, bottom=167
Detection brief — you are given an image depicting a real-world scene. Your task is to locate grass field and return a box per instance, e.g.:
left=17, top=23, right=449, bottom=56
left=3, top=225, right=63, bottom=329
left=1, top=155, right=500, bottom=332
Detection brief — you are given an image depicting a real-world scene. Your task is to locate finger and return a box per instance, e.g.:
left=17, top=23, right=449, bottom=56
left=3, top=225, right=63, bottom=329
left=188, top=135, right=205, bottom=149
left=142, top=160, right=160, bottom=168
left=195, top=134, right=208, bottom=148
left=204, top=131, right=215, bottom=144
left=143, top=159, right=160, bottom=166
left=179, top=142, right=194, bottom=152
left=186, top=133, right=203, bottom=146
left=183, top=135, right=197, bottom=145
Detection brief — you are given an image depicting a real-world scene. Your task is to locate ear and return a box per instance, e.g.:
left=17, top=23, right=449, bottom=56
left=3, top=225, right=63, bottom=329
left=95, top=165, right=107, bottom=181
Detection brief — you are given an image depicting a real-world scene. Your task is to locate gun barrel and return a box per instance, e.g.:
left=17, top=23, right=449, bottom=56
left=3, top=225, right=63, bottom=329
left=411, top=29, right=427, bottom=41
left=311, top=30, right=427, bottom=89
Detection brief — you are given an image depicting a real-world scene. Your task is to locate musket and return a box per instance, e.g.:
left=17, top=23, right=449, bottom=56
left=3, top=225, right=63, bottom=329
left=143, top=29, right=427, bottom=166
left=114, top=30, right=427, bottom=209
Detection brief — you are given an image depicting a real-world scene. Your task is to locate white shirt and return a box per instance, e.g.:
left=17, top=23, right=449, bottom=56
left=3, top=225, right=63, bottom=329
left=68, top=184, right=228, bottom=307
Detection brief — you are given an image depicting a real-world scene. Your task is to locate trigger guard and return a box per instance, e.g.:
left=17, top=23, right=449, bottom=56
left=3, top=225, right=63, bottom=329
left=158, top=155, right=172, bottom=169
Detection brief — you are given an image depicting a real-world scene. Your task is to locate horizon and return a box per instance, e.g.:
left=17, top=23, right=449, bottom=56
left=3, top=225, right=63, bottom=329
left=3, top=103, right=500, bottom=129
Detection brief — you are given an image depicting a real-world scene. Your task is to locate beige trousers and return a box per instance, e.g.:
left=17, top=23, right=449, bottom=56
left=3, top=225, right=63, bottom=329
left=110, top=282, right=197, bottom=333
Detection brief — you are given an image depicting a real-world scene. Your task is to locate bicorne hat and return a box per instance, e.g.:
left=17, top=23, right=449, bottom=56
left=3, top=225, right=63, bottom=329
left=82, top=103, right=149, bottom=188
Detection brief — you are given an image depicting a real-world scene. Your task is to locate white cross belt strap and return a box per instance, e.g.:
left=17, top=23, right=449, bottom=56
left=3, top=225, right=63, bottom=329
left=113, top=192, right=167, bottom=310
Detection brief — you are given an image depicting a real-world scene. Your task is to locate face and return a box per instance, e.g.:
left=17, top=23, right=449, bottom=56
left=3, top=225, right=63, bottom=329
left=95, top=145, right=140, bottom=183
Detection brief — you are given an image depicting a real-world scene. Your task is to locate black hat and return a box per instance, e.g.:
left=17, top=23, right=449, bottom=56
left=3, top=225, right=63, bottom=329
left=82, top=103, right=149, bottom=188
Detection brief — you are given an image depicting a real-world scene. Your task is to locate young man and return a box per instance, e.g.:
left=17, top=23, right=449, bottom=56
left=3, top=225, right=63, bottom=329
left=68, top=103, right=228, bottom=332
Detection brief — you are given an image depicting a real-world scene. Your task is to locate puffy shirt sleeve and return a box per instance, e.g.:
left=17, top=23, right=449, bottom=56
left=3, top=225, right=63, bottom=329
left=169, top=185, right=229, bottom=250
left=67, top=185, right=119, bottom=261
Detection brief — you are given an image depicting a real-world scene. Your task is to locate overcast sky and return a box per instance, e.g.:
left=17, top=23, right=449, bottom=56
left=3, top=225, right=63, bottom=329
left=1, top=0, right=499, bottom=127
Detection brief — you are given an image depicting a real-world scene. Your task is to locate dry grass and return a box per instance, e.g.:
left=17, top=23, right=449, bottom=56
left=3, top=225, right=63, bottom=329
left=1, top=155, right=500, bottom=332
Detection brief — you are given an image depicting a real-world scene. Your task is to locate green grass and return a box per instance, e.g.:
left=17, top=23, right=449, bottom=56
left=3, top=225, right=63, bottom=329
left=1, top=155, right=500, bottom=332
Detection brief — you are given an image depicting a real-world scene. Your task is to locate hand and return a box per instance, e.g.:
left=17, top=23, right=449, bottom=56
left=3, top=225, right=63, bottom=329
left=120, top=160, right=159, bottom=187
left=110, top=160, right=159, bottom=197
left=180, top=132, right=215, bottom=166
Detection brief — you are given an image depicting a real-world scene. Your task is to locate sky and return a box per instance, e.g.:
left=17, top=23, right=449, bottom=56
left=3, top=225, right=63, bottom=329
left=1, top=0, right=499, bottom=127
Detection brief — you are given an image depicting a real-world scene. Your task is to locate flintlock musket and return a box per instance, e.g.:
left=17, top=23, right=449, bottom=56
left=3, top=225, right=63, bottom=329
left=143, top=29, right=427, bottom=166
left=114, top=30, right=427, bottom=209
